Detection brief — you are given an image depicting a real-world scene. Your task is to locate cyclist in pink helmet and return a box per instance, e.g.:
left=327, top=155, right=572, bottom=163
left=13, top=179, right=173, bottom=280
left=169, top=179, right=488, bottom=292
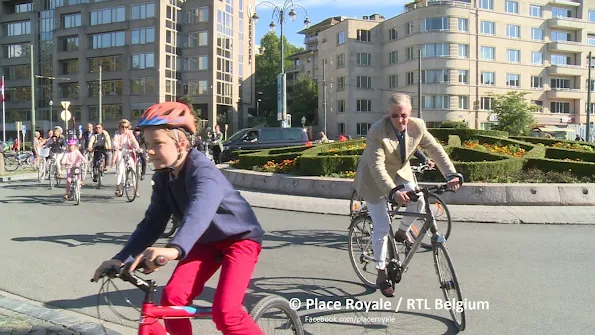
left=60, top=138, right=87, bottom=200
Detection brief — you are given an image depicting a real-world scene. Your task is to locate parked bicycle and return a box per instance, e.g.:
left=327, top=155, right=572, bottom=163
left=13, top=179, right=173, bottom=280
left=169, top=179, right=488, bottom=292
left=92, top=257, right=304, bottom=334
left=347, top=174, right=466, bottom=331
left=349, top=163, right=452, bottom=249
left=3, top=150, right=36, bottom=172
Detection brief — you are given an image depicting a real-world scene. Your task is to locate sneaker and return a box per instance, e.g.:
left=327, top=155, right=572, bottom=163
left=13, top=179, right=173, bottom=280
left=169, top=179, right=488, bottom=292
left=376, top=274, right=395, bottom=297
left=395, top=229, right=415, bottom=244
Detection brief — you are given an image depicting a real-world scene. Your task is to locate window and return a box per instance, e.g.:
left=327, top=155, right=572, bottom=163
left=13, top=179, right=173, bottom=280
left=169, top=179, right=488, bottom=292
left=388, top=28, right=397, bottom=40
left=479, top=0, right=493, bottom=10
left=531, top=28, right=543, bottom=41
left=551, top=78, right=571, bottom=89
left=88, top=80, right=123, bottom=96
left=59, top=36, right=79, bottom=51
left=389, top=51, right=397, bottom=65
left=131, top=53, right=155, bottom=69
left=89, top=55, right=123, bottom=72
left=530, top=5, right=542, bottom=17
left=590, top=10, right=595, bottom=23
left=505, top=1, right=518, bottom=14
left=587, top=79, right=595, bottom=91
left=458, top=18, right=468, bottom=32
left=338, top=123, right=345, bottom=135
left=422, top=69, right=449, bottom=84
left=406, top=21, right=413, bottom=35
left=59, top=59, right=79, bottom=75
left=459, top=70, right=468, bottom=83
left=356, top=30, right=371, bottom=42
left=184, top=80, right=209, bottom=96
left=14, top=2, right=32, bottom=13
left=389, top=75, right=398, bottom=88
left=62, top=13, right=81, bottom=28
left=507, top=49, right=520, bottom=63
left=588, top=34, right=595, bottom=46
left=458, top=96, right=469, bottom=109
left=480, top=97, right=494, bottom=110
left=421, top=17, right=448, bottom=32
left=3, top=44, right=29, bottom=58
left=551, top=102, right=570, bottom=114
left=357, top=123, right=372, bottom=136
left=183, top=56, right=208, bottom=71
left=336, top=54, right=345, bottom=67
left=131, top=3, right=156, bottom=20
left=552, top=7, right=571, bottom=18
left=422, top=96, right=449, bottom=109
left=58, top=83, right=78, bottom=99
left=506, top=74, right=520, bottom=87
left=458, top=44, right=469, bottom=58
left=2, top=65, right=30, bottom=80
left=531, top=52, right=543, bottom=65
left=131, top=27, right=155, bottom=44
left=481, top=72, right=495, bottom=85
left=532, top=100, right=544, bottom=112
left=551, top=31, right=572, bottom=42
left=89, top=31, right=125, bottom=49
left=90, top=7, right=125, bottom=25
left=551, top=54, right=571, bottom=66
left=421, top=43, right=449, bottom=58
left=481, top=46, right=495, bottom=60
left=131, top=78, right=156, bottom=95
left=3, top=20, right=31, bottom=36
left=337, top=77, right=345, bottom=91
left=407, top=47, right=414, bottom=60
left=337, top=100, right=345, bottom=113
left=407, top=72, right=414, bottom=85
left=356, top=76, right=371, bottom=89
left=357, top=100, right=372, bottom=112
left=481, top=21, right=495, bottom=35
left=356, top=53, right=371, bottom=66
left=506, top=24, right=520, bottom=39
left=89, top=105, right=123, bottom=121
left=337, top=31, right=345, bottom=44
left=531, top=76, right=543, bottom=88
left=182, top=7, right=208, bottom=23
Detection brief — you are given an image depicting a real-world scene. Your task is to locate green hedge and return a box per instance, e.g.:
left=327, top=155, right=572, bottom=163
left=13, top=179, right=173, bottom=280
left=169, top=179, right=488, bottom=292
left=453, top=158, right=525, bottom=182
left=428, top=128, right=508, bottom=142
left=295, top=155, right=360, bottom=176
left=545, top=147, right=595, bottom=163
left=468, top=135, right=535, bottom=151
left=524, top=158, right=595, bottom=179
left=510, top=136, right=595, bottom=150
left=235, top=152, right=302, bottom=169
left=268, top=145, right=313, bottom=155
left=447, top=135, right=462, bottom=147
left=449, top=147, right=511, bottom=161
left=317, top=148, right=364, bottom=156
left=524, top=145, right=546, bottom=159
left=226, top=149, right=263, bottom=161
left=300, top=139, right=365, bottom=156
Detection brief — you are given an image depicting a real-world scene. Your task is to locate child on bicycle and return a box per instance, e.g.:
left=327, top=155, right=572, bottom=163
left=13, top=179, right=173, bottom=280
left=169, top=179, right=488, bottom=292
left=92, top=102, right=266, bottom=335
left=60, top=138, right=87, bottom=200
left=112, top=119, right=141, bottom=198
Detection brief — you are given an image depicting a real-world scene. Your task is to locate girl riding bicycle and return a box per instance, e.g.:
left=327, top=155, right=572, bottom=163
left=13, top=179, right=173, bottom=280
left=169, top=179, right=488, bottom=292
left=60, top=138, right=87, bottom=200
left=112, top=119, right=141, bottom=197
left=92, top=102, right=265, bottom=335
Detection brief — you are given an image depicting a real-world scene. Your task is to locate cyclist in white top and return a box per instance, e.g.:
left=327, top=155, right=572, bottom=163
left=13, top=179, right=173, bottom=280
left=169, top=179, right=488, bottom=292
left=112, top=119, right=141, bottom=197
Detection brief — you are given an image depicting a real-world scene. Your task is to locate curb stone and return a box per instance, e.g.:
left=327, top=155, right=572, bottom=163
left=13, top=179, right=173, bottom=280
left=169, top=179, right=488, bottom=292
left=0, top=294, right=121, bottom=335
left=0, top=173, right=38, bottom=183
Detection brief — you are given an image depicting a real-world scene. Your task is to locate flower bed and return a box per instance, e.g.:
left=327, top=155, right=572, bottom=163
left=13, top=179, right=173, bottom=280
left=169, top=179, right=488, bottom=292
left=462, top=140, right=527, bottom=157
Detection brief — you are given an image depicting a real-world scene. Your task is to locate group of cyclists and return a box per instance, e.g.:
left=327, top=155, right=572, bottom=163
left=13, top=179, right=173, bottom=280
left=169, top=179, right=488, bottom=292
left=35, top=119, right=147, bottom=200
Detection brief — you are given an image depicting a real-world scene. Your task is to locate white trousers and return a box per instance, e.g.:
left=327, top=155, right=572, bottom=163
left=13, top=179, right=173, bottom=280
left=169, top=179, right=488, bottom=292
left=115, top=151, right=134, bottom=186
left=366, top=181, right=426, bottom=270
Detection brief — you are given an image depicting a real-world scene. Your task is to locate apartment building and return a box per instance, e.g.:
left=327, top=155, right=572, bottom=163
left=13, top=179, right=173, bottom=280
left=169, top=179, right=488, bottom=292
left=0, top=0, right=255, bottom=135
left=303, top=0, right=595, bottom=139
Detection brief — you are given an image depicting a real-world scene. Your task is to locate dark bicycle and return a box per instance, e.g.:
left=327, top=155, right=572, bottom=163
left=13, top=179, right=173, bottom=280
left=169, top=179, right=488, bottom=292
left=347, top=174, right=466, bottom=331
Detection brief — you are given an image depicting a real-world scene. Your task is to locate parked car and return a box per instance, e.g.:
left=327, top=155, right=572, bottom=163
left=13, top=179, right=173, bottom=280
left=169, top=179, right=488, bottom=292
left=220, top=127, right=310, bottom=162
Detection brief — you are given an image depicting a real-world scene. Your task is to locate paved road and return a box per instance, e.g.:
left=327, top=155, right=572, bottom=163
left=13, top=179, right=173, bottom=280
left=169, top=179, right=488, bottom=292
left=1, top=173, right=594, bottom=334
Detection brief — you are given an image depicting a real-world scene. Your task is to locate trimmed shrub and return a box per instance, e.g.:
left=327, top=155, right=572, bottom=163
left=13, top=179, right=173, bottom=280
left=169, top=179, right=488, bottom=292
left=524, top=158, right=595, bottom=179
left=235, top=152, right=302, bottom=169
left=449, top=147, right=511, bottom=161
left=227, top=149, right=263, bottom=161
left=439, top=121, right=469, bottom=129
left=428, top=128, right=508, bottom=142
left=524, top=145, right=546, bottom=159
left=453, top=158, right=525, bottom=182
left=301, top=139, right=365, bottom=156
left=296, top=155, right=360, bottom=176
left=268, top=145, right=313, bottom=155
left=318, top=148, right=364, bottom=156
left=447, top=135, right=462, bottom=147
left=510, top=136, right=595, bottom=151
left=545, top=147, right=595, bottom=163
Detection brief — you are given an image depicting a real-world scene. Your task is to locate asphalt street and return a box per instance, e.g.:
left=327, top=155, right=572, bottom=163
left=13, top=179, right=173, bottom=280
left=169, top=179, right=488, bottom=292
left=0, top=172, right=593, bottom=334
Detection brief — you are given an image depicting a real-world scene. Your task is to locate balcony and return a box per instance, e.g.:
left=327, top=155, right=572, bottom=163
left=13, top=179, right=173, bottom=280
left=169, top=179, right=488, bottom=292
left=304, top=35, right=318, bottom=44
left=548, top=40, right=585, bottom=53
left=548, top=64, right=587, bottom=76
left=404, top=0, right=472, bottom=12
left=548, top=17, right=585, bottom=30
left=548, top=0, right=580, bottom=7
left=547, top=88, right=584, bottom=99
left=286, top=63, right=304, bottom=73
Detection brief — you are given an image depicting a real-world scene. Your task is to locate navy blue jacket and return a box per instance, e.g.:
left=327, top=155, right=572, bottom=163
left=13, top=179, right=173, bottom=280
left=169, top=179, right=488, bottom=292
left=114, top=148, right=264, bottom=262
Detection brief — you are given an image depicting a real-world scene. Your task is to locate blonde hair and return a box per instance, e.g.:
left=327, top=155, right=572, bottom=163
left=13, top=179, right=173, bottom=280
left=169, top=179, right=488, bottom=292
left=119, top=119, right=131, bottom=129
left=389, top=93, right=412, bottom=107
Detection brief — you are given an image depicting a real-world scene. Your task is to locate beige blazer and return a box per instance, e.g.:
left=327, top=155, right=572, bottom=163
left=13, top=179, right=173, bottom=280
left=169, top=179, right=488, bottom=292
left=353, top=116, right=456, bottom=203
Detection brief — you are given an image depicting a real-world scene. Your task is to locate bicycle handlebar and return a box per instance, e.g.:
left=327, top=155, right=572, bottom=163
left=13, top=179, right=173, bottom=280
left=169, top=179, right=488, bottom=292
left=387, top=172, right=464, bottom=206
left=91, top=256, right=168, bottom=285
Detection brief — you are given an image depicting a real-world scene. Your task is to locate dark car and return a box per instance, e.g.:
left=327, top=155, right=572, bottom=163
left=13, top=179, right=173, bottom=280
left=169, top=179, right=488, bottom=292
left=220, top=127, right=310, bottom=162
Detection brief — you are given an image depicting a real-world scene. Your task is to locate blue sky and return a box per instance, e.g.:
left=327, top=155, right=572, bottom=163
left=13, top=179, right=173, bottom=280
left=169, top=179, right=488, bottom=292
left=253, top=0, right=409, bottom=47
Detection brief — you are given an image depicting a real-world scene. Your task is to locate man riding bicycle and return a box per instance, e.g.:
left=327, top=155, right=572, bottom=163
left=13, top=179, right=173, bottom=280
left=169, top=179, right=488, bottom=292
left=87, top=123, right=112, bottom=183
left=353, top=93, right=460, bottom=298
left=133, top=126, right=147, bottom=180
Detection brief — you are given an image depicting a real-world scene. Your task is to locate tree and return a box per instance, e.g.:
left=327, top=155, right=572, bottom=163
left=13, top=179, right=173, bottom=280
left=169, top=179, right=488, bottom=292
left=439, top=121, right=469, bottom=129
left=255, top=32, right=303, bottom=124
left=490, top=91, right=537, bottom=136
left=288, top=74, right=318, bottom=127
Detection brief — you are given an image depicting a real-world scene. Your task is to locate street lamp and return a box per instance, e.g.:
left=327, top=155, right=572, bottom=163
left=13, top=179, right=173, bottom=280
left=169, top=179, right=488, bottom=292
left=252, top=1, right=311, bottom=128
left=301, top=116, right=306, bottom=128
left=49, top=100, right=53, bottom=128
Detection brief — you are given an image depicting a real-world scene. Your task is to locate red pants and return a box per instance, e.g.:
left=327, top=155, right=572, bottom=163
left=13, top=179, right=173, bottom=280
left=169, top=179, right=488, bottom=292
left=161, top=239, right=264, bottom=335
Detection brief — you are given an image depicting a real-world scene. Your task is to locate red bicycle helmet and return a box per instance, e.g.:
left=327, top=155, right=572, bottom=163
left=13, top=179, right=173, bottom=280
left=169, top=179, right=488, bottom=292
left=138, top=102, right=197, bottom=134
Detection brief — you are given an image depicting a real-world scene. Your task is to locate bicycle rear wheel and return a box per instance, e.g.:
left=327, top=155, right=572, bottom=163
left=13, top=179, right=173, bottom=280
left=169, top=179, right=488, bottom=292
left=433, top=242, right=466, bottom=331
left=4, top=155, right=19, bottom=171
left=124, top=168, right=137, bottom=202
left=250, top=295, right=304, bottom=335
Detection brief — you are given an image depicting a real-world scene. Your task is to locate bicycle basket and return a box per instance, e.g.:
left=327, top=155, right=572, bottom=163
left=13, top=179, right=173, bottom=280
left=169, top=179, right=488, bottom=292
left=39, top=148, right=50, bottom=158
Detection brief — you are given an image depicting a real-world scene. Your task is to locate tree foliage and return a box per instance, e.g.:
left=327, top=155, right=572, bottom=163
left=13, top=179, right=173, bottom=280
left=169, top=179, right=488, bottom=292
left=288, top=74, right=318, bottom=127
left=439, top=121, right=469, bottom=129
left=490, top=91, right=537, bottom=136
left=255, top=32, right=303, bottom=123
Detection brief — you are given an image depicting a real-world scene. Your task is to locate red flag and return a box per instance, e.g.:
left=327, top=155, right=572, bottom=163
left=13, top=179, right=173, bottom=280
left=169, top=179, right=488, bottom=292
left=0, top=76, right=5, bottom=103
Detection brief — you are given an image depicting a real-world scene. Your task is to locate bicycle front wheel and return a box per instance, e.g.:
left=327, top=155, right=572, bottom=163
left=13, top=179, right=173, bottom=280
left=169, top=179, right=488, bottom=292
left=75, top=180, right=81, bottom=205
left=347, top=214, right=377, bottom=288
left=124, top=168, right=137, bottom=202
left=38, top=159, right=46, bottom=182
left=250, top=295, right=304, bottom=335
left=409, top=193, right=452, bottom=249
left=433, top=242, right=466, bottom=331
left=49, top=165, right=56, bottom=190
left=4, top=155, right=19, bottom=172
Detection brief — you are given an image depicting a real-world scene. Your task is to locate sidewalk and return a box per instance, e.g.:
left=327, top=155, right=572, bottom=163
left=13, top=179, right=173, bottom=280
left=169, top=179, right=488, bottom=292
left=238, top=189, right=595, bottom=225
left=0, top=306, right=79, bottom=335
